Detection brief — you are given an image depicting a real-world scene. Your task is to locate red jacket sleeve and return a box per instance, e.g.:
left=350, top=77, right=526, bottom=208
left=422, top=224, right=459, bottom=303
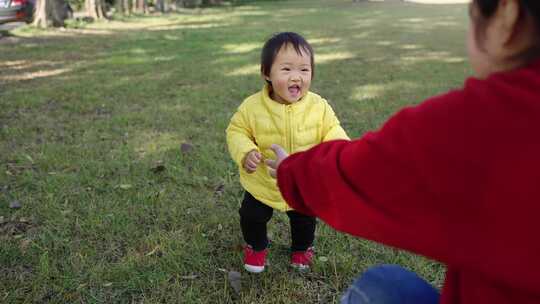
left=276, top=86, right=540, bottom=293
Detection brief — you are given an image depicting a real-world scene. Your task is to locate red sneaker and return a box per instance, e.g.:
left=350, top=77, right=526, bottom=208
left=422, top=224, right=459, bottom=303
left=291, top=247, right=314, bottom=271
left=243, top=245, right=268, bottom=273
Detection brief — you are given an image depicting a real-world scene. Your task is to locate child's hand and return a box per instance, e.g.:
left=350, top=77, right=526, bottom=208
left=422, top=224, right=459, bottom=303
left=243, top=150, right=262, bottom=173
left=266, top=144, right=289, bottom=178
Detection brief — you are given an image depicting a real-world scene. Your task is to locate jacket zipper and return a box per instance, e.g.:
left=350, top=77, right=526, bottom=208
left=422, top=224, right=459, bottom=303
left=286, top=105, right=293, bottom=152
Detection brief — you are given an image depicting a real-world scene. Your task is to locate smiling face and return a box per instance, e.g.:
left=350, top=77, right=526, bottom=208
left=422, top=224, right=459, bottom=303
left=264, top=43, right=312, bottom=104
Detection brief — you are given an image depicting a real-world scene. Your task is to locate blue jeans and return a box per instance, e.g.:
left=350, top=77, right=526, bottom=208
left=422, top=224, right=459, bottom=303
left=340, top=265, right=440, bottom=304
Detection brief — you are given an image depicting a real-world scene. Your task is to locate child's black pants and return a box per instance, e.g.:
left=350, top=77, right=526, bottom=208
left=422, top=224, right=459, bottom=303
left=239, top=191, right=316, bottom=252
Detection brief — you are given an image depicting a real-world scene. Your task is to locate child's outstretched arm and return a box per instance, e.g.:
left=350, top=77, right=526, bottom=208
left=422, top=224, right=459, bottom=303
left=321, top=102, right=349, bottom=141
left=226, top=107, right=259, bottom=170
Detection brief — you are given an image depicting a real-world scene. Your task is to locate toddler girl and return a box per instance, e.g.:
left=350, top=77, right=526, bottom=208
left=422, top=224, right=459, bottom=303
left=226, top=32, right=349, bottom=273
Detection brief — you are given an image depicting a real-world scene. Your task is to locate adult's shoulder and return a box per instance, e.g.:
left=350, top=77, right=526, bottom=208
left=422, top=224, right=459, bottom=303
left=461, top=59, right=540, bottom=110
left=401, top=85, right=467, bottom=121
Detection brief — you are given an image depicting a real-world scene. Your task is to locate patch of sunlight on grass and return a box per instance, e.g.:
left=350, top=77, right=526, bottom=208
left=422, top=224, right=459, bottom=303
left=316, top=52, right=356, bottom=64
left=66, top=28, right=114, bottom=35
left=233, top=5, right=259, bottom=11
left=0, top=60, right=40, bottom=70
left=11, top=27, right=113, bottom=38
left=352, top=84, right=386, bottom=101
left=277, top=10, right=309, bottom=17
left=222, top=42, right=260, bottom=54
left=181, top=14, right=230, bottom=22
left=401, top=51, right=465, bottom=64
left=153, top=56, right=175, bottom=62
left=352, top=81, right=420, bottom=101
left=132, top=131, right=181, bottom=158
left=399, top=17, right=426, bottom=23
left=375, top=41, right=395, bottom=46
left=210, top=56, right=239, bottom=65
left=0, top=68, right=72, bottom=81
left=446, top=57, right=465, bottom=63
left=84, top=14, right=231, bottom=31
left=352, top=31, right=374, bottom=39
left=309, top=37, right=341, bottom=45
left=108, top=54, right=161, bottom=65
left=225, top=64, right=259, bottom=76
left=433, top=21, right=459, bottom=27
left=130, top=48, right=147, bottom=55
left=229, top=9, right=269, bottom=17
left=163, top=34, right=182, bottom=41
left=90, top=19, right=168, bottom=30
left=400, top=44, right=423, bottom=50
left=148, top=22, right=229, bottom=31
left=164, top=103, right=191, bottom=113
left=353, top=19, right=377, bottom=27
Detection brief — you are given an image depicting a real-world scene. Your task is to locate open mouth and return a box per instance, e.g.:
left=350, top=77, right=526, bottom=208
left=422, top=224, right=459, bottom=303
left=288, top=85, right=301, bottom=96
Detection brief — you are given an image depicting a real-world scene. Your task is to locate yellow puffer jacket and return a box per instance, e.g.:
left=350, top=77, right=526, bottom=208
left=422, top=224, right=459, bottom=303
left=226, top=85, right=349, bottom=211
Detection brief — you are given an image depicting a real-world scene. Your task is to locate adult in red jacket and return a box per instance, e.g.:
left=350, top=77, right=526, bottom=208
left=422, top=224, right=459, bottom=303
left=266, top=0, right=540, bottom=303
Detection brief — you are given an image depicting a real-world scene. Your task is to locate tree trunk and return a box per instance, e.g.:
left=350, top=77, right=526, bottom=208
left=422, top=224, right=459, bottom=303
left=155, top=0, right=165, bottom=13
left=33, top=0, right=67, bottom=28
left=33, top=0, right=50, bottom=28
left=121, top=0, right=132, bottom=15
left=202, top=0, right=221, bottom=5
left=115, top=0, right=125, bottom=14
left=85, top=0, right=108, bottom=20
left=141, top=0, right=148, bottom=14
left=132, top=0, right=147, bottom=14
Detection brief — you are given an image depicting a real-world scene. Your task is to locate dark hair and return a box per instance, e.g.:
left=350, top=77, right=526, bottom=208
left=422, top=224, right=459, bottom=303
left=472, top=0, right=540, bottom=59
left=260, top=32, right=315, bottom=85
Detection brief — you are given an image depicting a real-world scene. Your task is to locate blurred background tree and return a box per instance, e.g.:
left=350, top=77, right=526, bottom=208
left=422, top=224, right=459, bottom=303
left=30, top=0, right=288, bottom=28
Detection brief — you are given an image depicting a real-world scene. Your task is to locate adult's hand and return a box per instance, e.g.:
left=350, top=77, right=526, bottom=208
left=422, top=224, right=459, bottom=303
left=266, top=144, right=288, bottom=178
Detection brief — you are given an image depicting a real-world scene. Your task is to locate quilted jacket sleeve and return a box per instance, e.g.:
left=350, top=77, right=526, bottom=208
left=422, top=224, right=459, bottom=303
left=226, top=105, right=259, bottom=167
left=322, top=102, right=349, bottom=141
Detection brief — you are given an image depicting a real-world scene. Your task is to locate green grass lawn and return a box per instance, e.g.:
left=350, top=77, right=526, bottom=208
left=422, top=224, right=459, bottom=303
left=1, top=1, right=469, bottom=302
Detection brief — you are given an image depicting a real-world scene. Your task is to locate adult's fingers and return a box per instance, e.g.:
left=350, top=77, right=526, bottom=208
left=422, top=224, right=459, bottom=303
left=266, top=159, right=277, bottom=178
left=269, top=144, right=288, bottom=160
left=267, top=167, right=277, bottom=178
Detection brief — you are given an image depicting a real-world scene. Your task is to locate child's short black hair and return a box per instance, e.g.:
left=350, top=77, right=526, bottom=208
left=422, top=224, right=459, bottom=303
left=260, top=32, right=315, bottom=85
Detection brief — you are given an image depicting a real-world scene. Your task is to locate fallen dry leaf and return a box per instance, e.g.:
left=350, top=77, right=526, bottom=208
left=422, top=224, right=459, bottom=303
left=180, top=142, right=193, bottom=154
left=19, top=239, right=31, bottom=252
left=180, top=274, right=198, bottom=280
left=214, top=184, right=224, bottom=196
left=318, top=256, right=329, bottom=262
left=9, top=200, right=21, bottom=209
left=227, top=271, right=241, bottom=295
left=145, top=245, right=162, bottom=257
